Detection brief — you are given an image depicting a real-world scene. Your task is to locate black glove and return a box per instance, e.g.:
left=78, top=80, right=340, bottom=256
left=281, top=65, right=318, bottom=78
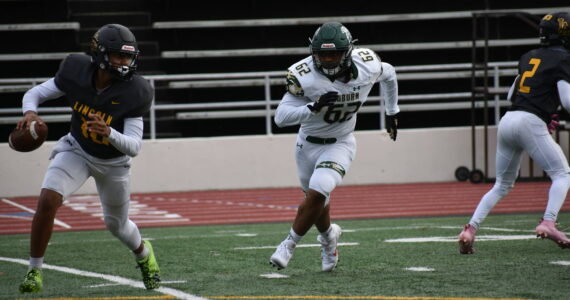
left=386, top=113, right=398, bottom=141
left=308, top=91, right=338, bottom=112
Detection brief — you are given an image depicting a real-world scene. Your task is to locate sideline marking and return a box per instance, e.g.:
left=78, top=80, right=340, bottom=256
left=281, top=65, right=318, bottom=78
left=551, top=260, right=570, bottom=266
left=385, top=235, right=535, bottom=243
left=0, top=256, right=207, bottom=300
left=404, top=267, right=435, bottom=272
left=206, top=296, right=535, bottom=299
left=234, top=242, right=359, bottom=250
left=2, top=198, right=71, bottom=229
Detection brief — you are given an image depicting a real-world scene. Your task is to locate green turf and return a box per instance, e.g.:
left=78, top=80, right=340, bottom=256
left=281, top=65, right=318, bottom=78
left=1, top=213, right=569, bottom=299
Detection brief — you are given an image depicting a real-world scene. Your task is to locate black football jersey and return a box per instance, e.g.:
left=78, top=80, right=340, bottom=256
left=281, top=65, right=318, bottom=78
left=510, top=46, right=570, bottom=123
left=54, top=54, right=153, bottom=159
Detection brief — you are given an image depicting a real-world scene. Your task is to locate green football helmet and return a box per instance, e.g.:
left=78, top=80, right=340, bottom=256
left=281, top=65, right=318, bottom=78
left=310, top=22, right=355, bottom=77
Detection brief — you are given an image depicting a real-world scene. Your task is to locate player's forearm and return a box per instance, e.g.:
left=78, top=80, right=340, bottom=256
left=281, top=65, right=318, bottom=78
left=558, top=80, right=570, bottom=112
left=378, top=63, right=399, bottom=115
left=107, top=117, right=144, bottom=157
left=274, top=93, right=314, bottom=127
left=381, top=79, right=400, bottom=116
left=22, top=78, right=65, bottom=113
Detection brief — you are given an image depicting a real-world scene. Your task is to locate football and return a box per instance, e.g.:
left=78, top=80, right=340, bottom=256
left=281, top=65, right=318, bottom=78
left=8, top=120, right=48, bottom=152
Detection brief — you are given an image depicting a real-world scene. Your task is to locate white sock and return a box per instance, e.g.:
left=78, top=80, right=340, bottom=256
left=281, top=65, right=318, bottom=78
left=287, top=228, right=302, bottom=244
left=29, top=257, right=43, bottom=270
left=319, top=225, right=333, bottom=240
left=134, top=245, right=149, bottom=260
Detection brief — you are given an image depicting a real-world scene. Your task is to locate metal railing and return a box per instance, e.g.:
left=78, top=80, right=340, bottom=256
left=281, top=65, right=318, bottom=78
left=0, top=61, right=518, bottom=139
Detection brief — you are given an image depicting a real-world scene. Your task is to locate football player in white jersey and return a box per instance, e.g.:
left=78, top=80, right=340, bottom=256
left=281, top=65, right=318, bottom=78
left=269, top=22, right=399, bottom=271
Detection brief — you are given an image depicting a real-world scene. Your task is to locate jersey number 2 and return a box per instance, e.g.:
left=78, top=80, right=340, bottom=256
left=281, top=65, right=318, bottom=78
left=518, top=58, right=541, bottom=94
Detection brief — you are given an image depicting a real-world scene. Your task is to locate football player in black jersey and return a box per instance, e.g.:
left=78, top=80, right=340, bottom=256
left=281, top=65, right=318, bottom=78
left=16, top=24, right=160, bottom=293
left=459, top=13, right=570, bottom=254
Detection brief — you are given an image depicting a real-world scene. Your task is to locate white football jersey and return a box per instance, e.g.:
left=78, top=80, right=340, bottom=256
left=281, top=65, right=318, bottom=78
left=275, top=47, right=399, bottom=138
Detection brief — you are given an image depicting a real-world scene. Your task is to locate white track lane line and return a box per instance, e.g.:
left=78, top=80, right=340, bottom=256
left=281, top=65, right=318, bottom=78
left=2, top=198, right=71, bottom=229
left=0, top=256, right=207, bottom=300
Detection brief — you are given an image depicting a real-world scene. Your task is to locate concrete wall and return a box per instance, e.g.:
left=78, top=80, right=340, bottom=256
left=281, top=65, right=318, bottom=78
left=2, top=126, right=563, bottom=198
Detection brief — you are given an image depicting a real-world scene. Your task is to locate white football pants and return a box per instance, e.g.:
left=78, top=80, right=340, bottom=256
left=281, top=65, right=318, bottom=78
left=295, top=131, right=356, bottom=206
left=42, top=133, right=142, bottom=250
left=469, top=111, right=570, bottom=229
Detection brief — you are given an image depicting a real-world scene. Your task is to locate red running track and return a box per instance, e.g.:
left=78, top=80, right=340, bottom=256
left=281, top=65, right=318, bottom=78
left=1, top=181, right=569, bottom=235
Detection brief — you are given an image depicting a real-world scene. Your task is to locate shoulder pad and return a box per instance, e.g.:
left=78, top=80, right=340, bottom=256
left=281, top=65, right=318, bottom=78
left=353, top=48, right=380, bottom=63
left=123, top=75, right=154, bottom=118
left=285, top=71, right=304, bottom=97
left=54, top=54, right=93, bottom=91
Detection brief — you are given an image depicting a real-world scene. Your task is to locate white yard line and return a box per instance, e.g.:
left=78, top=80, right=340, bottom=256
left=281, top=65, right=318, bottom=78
left=0, top=256, right=207, bottom=300
left=2, top=198, right=71, bottom=229
left=385, top=235, right=536, bottom=243
left=234, top=242, right=359, bottom=250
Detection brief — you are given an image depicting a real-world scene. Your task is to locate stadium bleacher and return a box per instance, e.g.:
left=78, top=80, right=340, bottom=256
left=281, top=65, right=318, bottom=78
left=0, top=0, right=568, bottom=140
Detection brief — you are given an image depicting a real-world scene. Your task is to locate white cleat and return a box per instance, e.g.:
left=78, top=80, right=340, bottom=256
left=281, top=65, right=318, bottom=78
left=269, top=239, right=296, bottom=270
left=318, top=223, right=342, bottom=272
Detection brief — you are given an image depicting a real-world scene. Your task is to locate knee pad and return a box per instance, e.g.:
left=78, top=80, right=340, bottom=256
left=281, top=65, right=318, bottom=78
left=104, top=215, right=124, bottom=237
left=309, top=167, right=342, bottom=200
left=104, top=216, right=140, bottom=250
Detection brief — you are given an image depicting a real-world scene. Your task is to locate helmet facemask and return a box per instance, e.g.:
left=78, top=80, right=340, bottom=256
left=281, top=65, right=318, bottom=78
left=312, top=49, right=352, bottom=77
left=104, top=50, right=138, bottom=80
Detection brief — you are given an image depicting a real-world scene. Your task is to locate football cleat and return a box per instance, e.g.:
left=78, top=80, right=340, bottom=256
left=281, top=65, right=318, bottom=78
left=318, top=223, right=342, bottom=272
left=136, top=240, right=161, bottom=289
left=269, top=239, right=296, bottom=270
left=458, top=224, right=477, bottom=254
left=536, top=219, right=570, bottom=249
left=19, top=267, right=43, bottom=293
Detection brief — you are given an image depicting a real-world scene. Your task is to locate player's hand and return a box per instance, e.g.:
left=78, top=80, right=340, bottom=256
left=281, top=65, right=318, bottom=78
left=17, top=110, right=44, bottom=130
left=87, top=113, right=111, bottom=137
left=548, top=114, right=560, bottom=134
left=386, top=113, right=398, bottom=141
left=308, top=91, right=338, bottom=113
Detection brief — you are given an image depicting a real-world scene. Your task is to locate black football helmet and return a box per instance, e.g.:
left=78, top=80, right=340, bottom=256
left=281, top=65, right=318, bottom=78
left=89, top=24, right=139, bottom=80
left=309, top=22, right=355, bottom=77
left=539, top=12, right=570, bottom=50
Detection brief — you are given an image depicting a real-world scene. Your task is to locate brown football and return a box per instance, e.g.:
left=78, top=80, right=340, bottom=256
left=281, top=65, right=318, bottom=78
left=9, top=121, right=48, bottom=152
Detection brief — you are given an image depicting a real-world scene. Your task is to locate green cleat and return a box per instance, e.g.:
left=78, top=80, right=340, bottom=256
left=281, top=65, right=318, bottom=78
left=19, top=267, right=43, bottom=293
left=136, top=240, right=161, bottom=289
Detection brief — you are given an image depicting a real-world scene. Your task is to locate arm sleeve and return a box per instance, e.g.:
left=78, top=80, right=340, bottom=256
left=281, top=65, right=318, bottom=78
left=22, top=78, right=65, bottom=114
left=274, top=92, right=314, bottom=127
left=107, top=117, right=144, bottom=157
left=558, top=80, right=570, bottom=112
left=378, top=62, right=400, bottom=116
left=507, top=75, right=519, bottom=101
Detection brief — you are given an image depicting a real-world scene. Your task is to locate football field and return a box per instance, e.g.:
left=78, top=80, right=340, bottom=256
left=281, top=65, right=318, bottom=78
left=1, top=213, right=569, bottom=300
